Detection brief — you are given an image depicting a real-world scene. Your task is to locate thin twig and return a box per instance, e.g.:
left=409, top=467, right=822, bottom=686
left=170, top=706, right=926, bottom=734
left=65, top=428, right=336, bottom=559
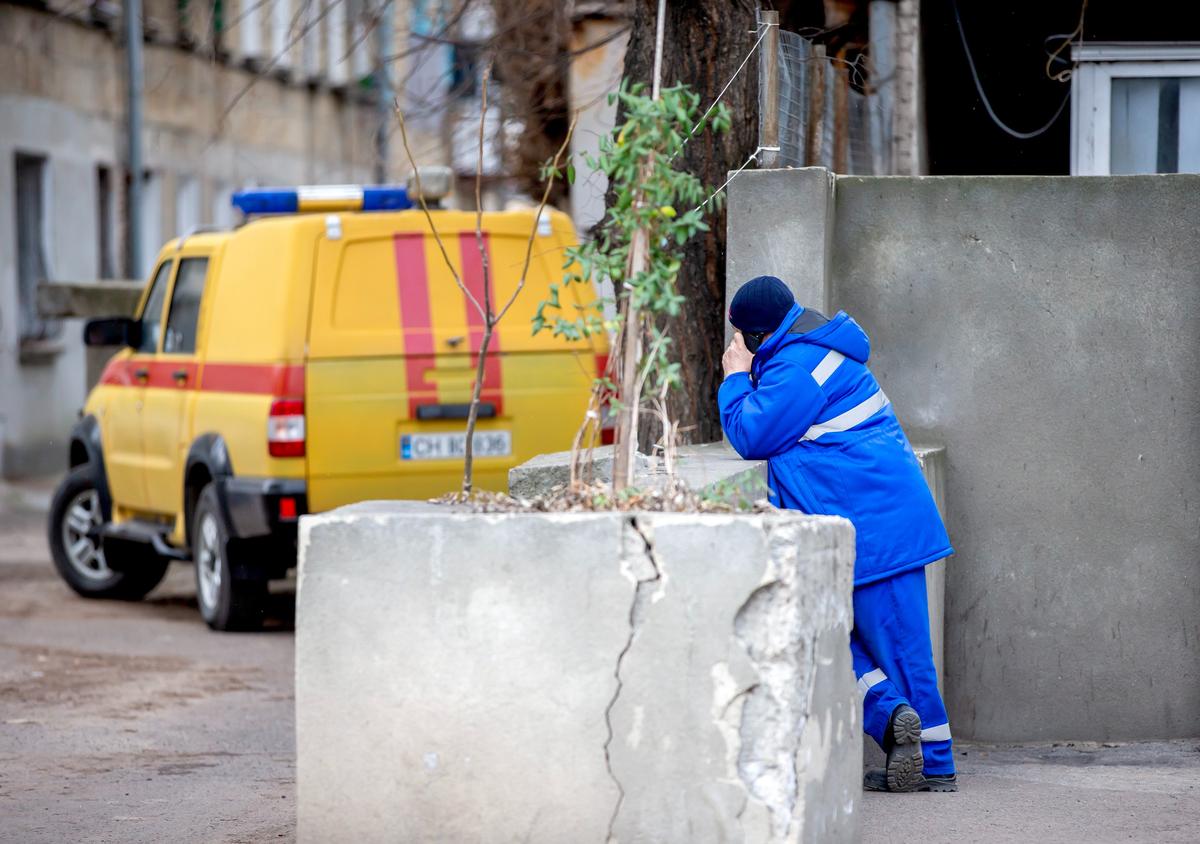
left=462, top=63, right=495, bottom=495
left=394, top=99, right=484, bottom=316
left=494, top=110, right=579, bottom=323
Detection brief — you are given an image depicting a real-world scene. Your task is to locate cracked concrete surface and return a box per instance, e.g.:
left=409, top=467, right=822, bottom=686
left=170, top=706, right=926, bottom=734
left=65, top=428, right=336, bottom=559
left=602, top=517, right=665, bottom=842
left=296, top=504, right=858, bottom=843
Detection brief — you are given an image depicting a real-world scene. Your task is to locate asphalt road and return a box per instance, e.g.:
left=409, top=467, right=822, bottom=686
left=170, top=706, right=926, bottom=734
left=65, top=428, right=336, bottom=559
left=0, top=482, right=296, bottom=844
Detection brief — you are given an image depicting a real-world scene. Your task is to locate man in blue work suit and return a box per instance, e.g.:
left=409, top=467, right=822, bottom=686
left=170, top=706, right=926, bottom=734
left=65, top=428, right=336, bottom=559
left=718, top=275, right=958, bottom=793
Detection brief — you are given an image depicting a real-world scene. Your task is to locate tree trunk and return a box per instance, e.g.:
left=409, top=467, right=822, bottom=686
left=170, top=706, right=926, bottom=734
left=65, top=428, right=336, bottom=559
left=491, top=0, right=571, bottom=208
left=619, top=0, right=759, bottom=447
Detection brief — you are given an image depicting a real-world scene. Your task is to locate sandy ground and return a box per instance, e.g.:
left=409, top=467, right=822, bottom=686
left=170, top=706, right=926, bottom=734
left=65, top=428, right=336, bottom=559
left=0, top=480, right=295, bottom=844
left=1, top=476, right=1198, bottom=843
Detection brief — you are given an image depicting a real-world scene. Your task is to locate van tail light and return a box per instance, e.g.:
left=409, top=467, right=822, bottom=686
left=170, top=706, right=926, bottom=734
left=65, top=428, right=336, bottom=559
left=268, top=398, right=306, bottom=457
left=593, top=354, right=616, bottom=445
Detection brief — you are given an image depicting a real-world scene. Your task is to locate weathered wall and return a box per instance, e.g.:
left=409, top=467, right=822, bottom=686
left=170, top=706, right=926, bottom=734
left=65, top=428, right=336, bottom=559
left=727, top=168, right=1200, bottom=741
left=0, top=3, right=435, bottom=478
left=297, top=503, right=860, bottom=842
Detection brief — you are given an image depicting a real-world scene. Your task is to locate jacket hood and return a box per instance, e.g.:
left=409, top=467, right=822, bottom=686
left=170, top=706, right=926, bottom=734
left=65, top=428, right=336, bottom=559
left=756, top=303, right=871, bottom=364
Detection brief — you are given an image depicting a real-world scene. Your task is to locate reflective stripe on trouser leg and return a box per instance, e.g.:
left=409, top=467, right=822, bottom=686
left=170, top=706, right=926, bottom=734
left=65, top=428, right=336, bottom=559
left=850, top=633, right=906, bottom=748
left=851, top=567, right=956, bottom=775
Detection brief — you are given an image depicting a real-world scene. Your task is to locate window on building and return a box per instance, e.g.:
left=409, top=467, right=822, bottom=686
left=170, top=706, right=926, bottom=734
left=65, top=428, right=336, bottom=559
left=269, top=0, right=293, bottom=72
left=163, top=257, right=209, bottom=355
left=97, top=166, right=118, bottom=278
left=137, top=171, right=162, bottom=281
left=175, top=174, right=201, bottom=238
left=211, top=180, right=236, bottom=229
left=238, top=0, right=265, bottom=62
left=137, top=260, right=174, bottom=354
left=1071, top=44, right=1200, bottom=175
left=14, top=153, right=60, bottom=349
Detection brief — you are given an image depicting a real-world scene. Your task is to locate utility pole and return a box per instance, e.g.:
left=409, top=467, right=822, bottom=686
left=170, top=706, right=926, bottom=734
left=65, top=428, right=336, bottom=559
left=375, top=0, right=394, bottom=183
left=758, top=10, right=779, bottom=168
left=124, top=0, right=144, bottom=278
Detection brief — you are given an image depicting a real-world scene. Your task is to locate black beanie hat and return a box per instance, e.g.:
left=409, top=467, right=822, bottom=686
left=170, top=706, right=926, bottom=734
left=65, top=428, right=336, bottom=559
left=729, top=275, right=796, bottom=334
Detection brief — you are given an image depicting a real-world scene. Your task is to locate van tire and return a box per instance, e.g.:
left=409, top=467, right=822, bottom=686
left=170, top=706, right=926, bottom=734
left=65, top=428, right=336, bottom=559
left=192, top=484, right=268, bottom=631
left=48, top=465, right=170, bottom=600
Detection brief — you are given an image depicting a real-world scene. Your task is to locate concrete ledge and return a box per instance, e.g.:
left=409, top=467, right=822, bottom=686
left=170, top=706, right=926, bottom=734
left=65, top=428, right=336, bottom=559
left=296, top=503, right=860, bottom=842
left=508, top=442, right=768, bottom=502
left=36, top=280, right=142, bottom=319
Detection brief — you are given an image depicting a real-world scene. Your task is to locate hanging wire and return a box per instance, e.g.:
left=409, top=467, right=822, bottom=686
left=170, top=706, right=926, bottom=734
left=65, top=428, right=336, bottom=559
left=676, top=22, right=779, bottom=154
left=693, top=147, right=769, bottom=213
left=951, top=0, right=1077, bottom=140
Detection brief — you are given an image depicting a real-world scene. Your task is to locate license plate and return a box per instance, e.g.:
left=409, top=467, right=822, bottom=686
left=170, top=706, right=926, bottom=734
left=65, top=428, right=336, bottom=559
left=401, top=431, right=513, bottom=461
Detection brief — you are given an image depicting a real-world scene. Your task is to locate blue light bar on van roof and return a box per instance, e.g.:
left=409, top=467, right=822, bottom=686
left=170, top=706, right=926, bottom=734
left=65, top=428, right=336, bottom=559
left=231, top=185, right=412, bottom=216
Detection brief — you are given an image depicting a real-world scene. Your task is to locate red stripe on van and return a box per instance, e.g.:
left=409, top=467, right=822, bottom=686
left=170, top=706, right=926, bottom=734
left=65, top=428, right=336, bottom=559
left=457, top=233, right=505, bottom=416
left=394, top=233, right=438, bottom=419
left=201, top=363, right=305, bottom=396
left=99, top=359, right=302, bottom=396
left=98, top=358, right=199, bottom=389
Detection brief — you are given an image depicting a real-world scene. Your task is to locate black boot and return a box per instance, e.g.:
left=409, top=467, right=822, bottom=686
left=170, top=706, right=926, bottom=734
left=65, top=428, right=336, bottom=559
left=863, top=704, right=925, bottom=792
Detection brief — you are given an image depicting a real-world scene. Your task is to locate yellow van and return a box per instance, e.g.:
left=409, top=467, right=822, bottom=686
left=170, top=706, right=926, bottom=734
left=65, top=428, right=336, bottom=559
left=48, top=181, right=607, bottom=630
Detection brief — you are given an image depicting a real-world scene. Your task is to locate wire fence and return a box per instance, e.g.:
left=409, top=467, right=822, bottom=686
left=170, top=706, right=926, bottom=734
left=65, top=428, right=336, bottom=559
left=773, top=28, right=885, bottom=174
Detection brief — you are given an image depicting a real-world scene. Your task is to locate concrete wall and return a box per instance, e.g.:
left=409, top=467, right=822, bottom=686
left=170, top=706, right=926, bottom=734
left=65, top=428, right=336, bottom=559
left=727, top=168, right=1200, bottom=741
left=297, top=503, right=860, bottom=842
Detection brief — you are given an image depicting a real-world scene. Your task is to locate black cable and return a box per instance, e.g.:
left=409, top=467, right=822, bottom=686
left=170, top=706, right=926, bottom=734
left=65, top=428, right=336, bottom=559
left=950, top=0, right=1071, bottom=140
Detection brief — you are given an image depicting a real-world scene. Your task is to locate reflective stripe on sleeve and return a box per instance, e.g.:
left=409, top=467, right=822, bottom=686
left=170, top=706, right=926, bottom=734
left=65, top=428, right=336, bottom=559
left=921, top=722, right=952, bottom=742
left=856, top=668, right=888, bottom=694
left=801, top=390, right=890, bottom=442
left=810, top=350, right=845, bottom=386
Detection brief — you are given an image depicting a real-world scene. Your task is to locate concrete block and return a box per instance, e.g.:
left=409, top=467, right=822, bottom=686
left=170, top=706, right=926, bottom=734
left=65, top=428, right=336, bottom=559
left=913, top=445, right=947, bottom=695
left=297, top=503, right=860, bottom=843
left=508, top=442, right=768, bottom=503
left=506, top=445, right=653, bottom=498
left=725, top=167, right=835, bottom=345
left=864, top=444, right=948, bottom=770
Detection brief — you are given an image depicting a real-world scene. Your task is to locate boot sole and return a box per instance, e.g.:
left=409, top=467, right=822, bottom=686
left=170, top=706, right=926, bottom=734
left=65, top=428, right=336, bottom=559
left=920, top=777, right=959, bottom=793
left=886, top=707, right=925, bottom=793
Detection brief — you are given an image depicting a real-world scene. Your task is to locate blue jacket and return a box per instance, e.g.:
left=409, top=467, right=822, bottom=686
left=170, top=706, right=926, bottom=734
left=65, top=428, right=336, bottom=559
left=719, top=303, right=952, bottom=586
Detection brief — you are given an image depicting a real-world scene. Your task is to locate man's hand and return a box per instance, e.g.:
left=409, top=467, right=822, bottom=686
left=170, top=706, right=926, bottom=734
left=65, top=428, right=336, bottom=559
left=722, top=332, right=754, bottom=378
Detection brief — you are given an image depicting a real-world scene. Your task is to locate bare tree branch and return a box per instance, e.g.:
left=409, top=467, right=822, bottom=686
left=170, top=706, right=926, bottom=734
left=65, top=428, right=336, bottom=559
left=394, top=99, right=485, bottom=319
left=493, top=110, right=577, bottom=324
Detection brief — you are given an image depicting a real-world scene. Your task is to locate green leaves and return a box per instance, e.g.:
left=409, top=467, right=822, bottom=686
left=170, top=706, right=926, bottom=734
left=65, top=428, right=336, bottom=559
left=532, top=78, right=730, bottom=420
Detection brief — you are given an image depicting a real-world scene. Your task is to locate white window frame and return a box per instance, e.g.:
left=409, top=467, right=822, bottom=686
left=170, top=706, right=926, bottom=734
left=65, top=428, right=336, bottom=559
left=1071, top=43, right=1200, bottom=175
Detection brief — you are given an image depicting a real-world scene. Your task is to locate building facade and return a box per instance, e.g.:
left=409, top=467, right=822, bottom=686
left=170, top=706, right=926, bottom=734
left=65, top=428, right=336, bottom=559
left=0, top=0, right=448, bottom=477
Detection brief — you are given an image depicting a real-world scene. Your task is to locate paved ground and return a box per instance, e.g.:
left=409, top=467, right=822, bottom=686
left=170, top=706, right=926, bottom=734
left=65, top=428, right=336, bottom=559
left=2, top=476, right=1198, bottom=843
left=863, top=740, right=1200, bottom=843
left=0, top=478, right=295, bottom=844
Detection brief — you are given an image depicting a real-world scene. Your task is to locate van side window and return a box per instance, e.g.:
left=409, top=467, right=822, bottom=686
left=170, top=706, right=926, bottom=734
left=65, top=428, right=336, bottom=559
left=164, top=257, right=210, bottom=355
left=138, top=260, right=174, bottom=353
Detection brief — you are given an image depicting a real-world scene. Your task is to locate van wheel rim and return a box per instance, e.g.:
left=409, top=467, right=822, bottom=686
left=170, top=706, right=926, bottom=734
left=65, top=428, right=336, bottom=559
left=196, top=513, right=222, bottom=611
left=62, top=489, right=110, bottom=581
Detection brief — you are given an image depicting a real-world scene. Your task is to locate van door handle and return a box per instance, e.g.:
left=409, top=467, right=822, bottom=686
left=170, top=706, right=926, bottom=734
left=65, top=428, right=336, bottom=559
left=173, top=369, right=189, bottom=384
left=134, top=367, right=149, bottom=381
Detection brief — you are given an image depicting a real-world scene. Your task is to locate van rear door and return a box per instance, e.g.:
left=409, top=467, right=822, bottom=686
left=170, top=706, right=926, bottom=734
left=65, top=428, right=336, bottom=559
left=305, top=209, right=603, bottom=512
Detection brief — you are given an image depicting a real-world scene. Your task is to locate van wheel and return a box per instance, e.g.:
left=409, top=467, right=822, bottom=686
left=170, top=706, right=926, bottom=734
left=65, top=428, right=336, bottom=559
left=193, top=484, right=267, bottom=631
left=48, top=465, right=169, bottom=600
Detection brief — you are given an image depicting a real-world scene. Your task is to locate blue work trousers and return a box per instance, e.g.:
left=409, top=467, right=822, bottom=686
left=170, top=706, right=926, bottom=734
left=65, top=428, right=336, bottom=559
left=850, top=566, right=955, bottom=775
